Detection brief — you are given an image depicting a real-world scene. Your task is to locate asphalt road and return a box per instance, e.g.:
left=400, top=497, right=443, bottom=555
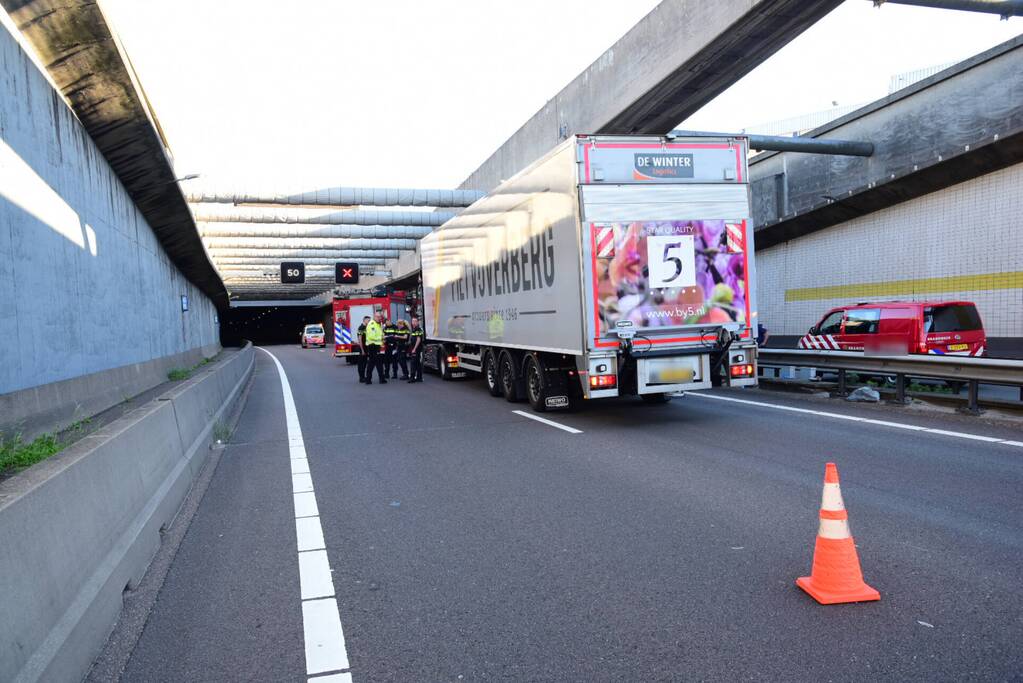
left=119, top=344, right=1023, bottom=682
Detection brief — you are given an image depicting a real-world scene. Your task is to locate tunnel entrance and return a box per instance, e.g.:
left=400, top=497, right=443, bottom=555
left=220, top=304, right=330, bottom=347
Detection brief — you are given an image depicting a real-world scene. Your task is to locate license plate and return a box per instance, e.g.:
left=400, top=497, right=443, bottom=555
left=545, top=396, right=569, bottom=408
left=947, top=343, right=969, bottom=351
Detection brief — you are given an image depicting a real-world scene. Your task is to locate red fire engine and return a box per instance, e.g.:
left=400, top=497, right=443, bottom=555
left=330, top=292, right=413, bottom=357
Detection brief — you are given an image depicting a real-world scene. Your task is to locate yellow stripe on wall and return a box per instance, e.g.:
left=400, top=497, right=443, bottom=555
left=785, top=271, right=1023, bottom=302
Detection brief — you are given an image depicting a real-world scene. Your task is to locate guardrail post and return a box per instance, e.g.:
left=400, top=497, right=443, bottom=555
left=958, top=379, right=984, bottom=415
left=836, top=368, right=847, bottom=397
left=889, top=373, right=910, bottom=405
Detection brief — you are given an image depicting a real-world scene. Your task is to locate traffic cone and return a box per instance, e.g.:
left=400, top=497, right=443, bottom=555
left=796, top=462, right=880, bottom=604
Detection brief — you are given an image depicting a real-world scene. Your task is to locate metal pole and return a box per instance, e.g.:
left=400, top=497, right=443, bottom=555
left=837, top=368, right=847, bottom=396
left=874, top=0, right=1023, bottom=19
left=667, top=130, right=874, bottom=157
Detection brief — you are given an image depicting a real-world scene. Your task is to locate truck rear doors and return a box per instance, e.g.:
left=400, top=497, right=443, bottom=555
left=578, top=137, right=754, bottom=354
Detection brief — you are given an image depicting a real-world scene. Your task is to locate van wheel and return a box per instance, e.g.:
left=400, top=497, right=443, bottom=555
left=641, top=393, right=672, bottom=404
left=484, top=351, right=503, bottom=397
left=525, top=355, right=548, bottom=412
left=500, top=353, right=520, bottom=402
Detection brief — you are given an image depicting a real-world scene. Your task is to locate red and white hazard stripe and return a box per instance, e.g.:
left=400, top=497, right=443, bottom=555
left=596, top=226, right=615, bottom=258
left=725, top=222, right=744, bottom=253
left=798, top=334, right=840, bottom=350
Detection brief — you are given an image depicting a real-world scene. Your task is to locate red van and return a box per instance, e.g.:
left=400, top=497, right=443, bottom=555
left=799, top=301, right=986, bottom=356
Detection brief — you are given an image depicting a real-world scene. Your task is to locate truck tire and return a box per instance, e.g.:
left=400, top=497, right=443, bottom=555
left=640, top=392, right=672, bottom=404
left=440, top=351, right=453, bottom=381
left=499, top=352, right=520, bottom=402
left=524, top=354, right=549, bottom=412
left=484, top=351, right=503, bottom=397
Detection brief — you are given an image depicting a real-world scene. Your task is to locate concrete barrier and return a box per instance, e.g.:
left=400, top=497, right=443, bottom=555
left=0, top=342, right=222, bottom=444
left=0, top=343, right=254, bottom=683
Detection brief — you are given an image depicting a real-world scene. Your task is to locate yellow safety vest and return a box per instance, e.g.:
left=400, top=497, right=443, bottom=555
left=365, top=320, right=383, bottom=345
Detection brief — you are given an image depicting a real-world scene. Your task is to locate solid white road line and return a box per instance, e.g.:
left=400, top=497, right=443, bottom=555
left=512, top=410, right=583, bottom=434
left=294, top=491, right=320, bottom=519
left=259, top=348, right=352, bottom=681
left=296, top=516, right=327, bottom=552
left=689, top=392, right=1023, bottom=448
left=302, top=598, right=351, bottom=674
left=299, top=550, right=336, bottom=600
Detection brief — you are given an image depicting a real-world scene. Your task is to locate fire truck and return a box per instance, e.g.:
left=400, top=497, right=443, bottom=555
left=330, top=292, right=414, bottom=358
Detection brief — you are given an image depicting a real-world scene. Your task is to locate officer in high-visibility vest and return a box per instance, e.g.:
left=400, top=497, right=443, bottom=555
left=363, top=311, right=386, bottom=384
left=407, top=316, right=425, bottom=383
left=382, top=317, right=399, bottom=379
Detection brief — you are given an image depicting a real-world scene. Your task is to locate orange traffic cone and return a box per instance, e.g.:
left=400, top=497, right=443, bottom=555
left=796, top=462, right=880, bottom=604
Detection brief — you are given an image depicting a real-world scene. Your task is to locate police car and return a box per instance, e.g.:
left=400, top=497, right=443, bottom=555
left=301, top=324, right=326, bottom=348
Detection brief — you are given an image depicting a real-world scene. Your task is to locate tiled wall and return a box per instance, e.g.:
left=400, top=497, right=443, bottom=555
left=755, top=163, right=1023, bottom=339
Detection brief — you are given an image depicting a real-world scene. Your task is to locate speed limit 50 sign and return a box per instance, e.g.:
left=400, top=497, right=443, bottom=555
left=281, top=262, right=305, bottom=284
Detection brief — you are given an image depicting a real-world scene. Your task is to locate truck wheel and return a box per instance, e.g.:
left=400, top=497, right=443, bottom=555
left=484, top=351, right=503, bottom=397
left=640, top=393, right=672, bottom=404
left=499, top=353, right=520, bottom=402
left=525, top=355, right=548, bottom=412
left=440, top=352, right=453, bottom=381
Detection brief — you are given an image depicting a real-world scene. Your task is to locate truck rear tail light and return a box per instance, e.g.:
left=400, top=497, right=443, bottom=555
left=590, top=375, right=617, bottom=388
left=446, top=355, right=459, bottom=366
left=730, top=363, right=754, bottom=378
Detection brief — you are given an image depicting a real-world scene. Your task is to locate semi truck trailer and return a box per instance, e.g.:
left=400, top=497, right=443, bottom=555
left=421, top=133, right=758, bottom=411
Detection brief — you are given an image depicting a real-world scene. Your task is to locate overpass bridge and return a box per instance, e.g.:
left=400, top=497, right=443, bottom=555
left=1, top=1, right=1022, bottom=682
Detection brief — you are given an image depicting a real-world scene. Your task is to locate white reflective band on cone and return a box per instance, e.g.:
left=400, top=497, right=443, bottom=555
left=818, top=517, right=852, bottom=539
left=821, top=482, right=846, bottom=511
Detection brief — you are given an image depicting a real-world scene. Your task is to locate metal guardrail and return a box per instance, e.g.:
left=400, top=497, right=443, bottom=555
left=758, top=349, right=1023, bottom=413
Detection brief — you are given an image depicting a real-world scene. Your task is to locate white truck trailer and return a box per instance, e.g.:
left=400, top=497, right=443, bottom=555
left=421, top=133, right=758, bottom=411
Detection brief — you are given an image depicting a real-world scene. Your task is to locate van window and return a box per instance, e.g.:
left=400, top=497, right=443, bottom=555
left=818, top=311, right=844, bottom=335
left=924, top=305, right=982, bottom=333
left=305, top=326, right=323, bottom=334
left=844, top=309, right=880, bottom=334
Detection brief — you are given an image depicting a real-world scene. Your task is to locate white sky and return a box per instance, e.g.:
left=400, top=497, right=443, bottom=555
left=98, top=0, right=1020, bottom=190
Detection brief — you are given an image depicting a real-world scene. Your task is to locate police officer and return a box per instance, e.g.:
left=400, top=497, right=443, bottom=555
left=363, top=311, right=386, bottom=384
left=382, top=316, right=399, bottom=379
left=407, top=316, right=425, bottom=383
left=393, top=319, right=411, bottom=380
left=356, top=315, right=370, bottom=383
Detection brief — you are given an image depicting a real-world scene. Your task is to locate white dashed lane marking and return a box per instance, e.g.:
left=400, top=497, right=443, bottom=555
left=689, top=392, right=1023, bottom=448
left=259, top=348, right=353, bottom=680
left=512, top=410, right=583, bottom=434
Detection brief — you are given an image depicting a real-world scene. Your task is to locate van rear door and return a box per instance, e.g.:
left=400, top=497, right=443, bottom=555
left=923, top=303, right=986, bottom=355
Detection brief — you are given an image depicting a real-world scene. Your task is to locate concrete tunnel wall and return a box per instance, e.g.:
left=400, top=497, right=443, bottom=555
left=0, top=21, right=219, bottom=418
left=755, top=162, right=1023, bottom=351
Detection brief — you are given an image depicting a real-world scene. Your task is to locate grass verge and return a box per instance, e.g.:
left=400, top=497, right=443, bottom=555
left=0, top=419, right=93, bottom=478
left=167, top=355, right=216, bottom=382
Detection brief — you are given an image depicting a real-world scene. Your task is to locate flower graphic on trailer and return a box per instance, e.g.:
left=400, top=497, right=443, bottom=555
left=596, top=220, right=745, bottom=333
